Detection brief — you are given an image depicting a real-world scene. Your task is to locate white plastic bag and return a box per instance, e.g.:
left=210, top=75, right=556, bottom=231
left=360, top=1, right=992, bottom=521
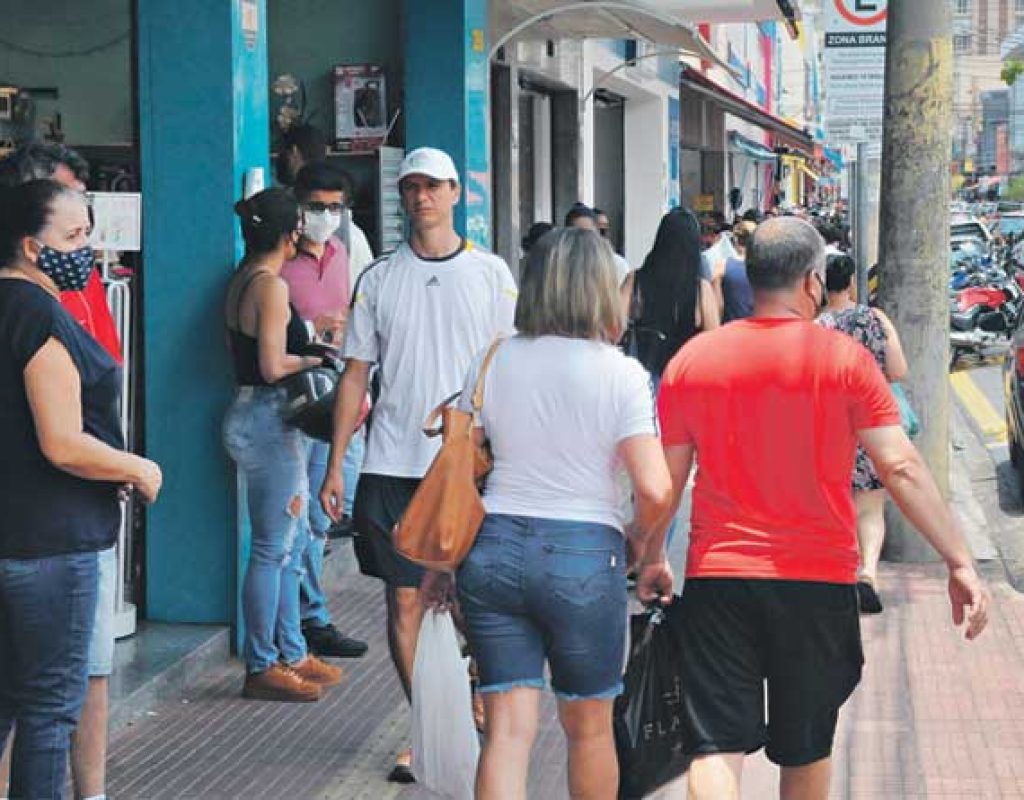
left=411, top=609, right=480, bottom=799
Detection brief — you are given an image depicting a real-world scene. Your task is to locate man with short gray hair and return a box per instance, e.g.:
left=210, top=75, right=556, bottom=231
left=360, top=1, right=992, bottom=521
left=644, top=217, right=990, bottom=799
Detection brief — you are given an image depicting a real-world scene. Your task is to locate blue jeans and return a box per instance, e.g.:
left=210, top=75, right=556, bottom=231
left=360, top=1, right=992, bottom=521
left=300, top=430, right=365, bottom=627
left=457, top=514, right=627, bottom=701
left=0, top=551, right=99, bottom=800
left=224, top=387, right=311, bottom=673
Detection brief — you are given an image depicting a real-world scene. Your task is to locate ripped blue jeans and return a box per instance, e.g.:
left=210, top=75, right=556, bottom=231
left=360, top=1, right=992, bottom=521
left=224, top=387, right=311, bottom=673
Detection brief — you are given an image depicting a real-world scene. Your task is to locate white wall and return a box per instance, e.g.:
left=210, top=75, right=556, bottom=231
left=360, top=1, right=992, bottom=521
left=584, top=41, right=678, bottom=265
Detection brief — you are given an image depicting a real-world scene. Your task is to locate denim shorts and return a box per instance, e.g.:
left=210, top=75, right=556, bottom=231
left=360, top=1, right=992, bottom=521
left=86, top=545, right=117, bottom=677
left=456, top=514, right=627, bottom=701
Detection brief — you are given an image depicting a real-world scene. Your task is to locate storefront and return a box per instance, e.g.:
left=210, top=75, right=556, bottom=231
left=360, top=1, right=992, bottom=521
left=679, top=64, right=814, bottom=214
left=3, top=0, right=802, bottom=648
left=1, top=0, right=143, bottom=637
left=1, top=0, right=494, bottom=643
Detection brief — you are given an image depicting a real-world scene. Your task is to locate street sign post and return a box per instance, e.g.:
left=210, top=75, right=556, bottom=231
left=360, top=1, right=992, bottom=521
left=823, top=0, right=888, bottom=144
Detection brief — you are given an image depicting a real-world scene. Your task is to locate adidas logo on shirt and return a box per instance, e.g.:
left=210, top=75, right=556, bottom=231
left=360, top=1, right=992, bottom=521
left=426, top=276, right=440, bottom=287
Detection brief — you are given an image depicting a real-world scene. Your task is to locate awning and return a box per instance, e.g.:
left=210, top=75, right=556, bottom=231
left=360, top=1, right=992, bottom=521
left=680, top=66, right=815, bottom=156
left=490, top=1, right=749, bottom=69
left=823, top=146, right=844, bottom=171
left=729, top=131, right=777, bottom=162
left=798, top=162, right=820, bottom=182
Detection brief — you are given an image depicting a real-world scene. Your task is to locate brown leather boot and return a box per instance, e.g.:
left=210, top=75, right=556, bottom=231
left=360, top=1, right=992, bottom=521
left=290, top=654, right=344, bottom=687
left=242, top=663, right=322, bottom=702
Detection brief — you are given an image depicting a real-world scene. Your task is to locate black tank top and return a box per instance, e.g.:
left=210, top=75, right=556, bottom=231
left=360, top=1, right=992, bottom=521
left=227, top=270, right=309, bottom=386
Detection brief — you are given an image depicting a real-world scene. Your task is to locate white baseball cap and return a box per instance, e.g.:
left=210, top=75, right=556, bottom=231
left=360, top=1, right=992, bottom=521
left=397, top=147, right=460, bottom=185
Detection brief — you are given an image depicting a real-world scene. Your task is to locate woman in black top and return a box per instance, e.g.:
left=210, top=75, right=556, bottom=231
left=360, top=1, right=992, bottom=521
left=0, top=180, right=161, bottom=799
left=628, top=209, right=720, bottom=384
left=223, top=188, right=342, bottom=702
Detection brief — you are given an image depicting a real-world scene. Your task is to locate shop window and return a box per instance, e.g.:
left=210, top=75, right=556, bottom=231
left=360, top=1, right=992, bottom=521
left=954, top=34, right=972, bottom=54
left=954, top=0, right=970, bottom=15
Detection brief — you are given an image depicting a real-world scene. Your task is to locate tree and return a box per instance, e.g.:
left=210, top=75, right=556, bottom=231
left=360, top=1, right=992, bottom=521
left=1002, top=60, right=1024, bottom=87
left=1006, top=177, right=1024, bottom=202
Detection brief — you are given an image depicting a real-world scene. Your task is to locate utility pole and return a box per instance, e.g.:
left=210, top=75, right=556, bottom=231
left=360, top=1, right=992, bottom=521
left=877, top=1, right=953, bottom=562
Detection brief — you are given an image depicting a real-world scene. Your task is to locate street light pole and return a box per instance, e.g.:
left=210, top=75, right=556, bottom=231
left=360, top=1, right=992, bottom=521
left=877, top=0, right=954, bottom=562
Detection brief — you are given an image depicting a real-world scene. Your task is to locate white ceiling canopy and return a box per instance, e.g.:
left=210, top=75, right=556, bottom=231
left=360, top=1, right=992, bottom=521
left=490, top=0, right=800, bottom=60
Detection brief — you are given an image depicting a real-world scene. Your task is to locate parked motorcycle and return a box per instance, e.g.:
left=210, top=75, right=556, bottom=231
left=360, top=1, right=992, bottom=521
left=949, top=280, right=1023, bottom=369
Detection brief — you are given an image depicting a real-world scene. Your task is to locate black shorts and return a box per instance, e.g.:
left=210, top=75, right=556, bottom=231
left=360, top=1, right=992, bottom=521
left=352, top=473, right=424, bottom=588
left=673, top=578, right=863, bottom=768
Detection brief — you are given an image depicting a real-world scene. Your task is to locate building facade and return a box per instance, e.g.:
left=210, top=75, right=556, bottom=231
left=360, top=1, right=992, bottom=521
left=952, top=0, right=1020, bottom=163
left=0, top=0, right=802, bottom=644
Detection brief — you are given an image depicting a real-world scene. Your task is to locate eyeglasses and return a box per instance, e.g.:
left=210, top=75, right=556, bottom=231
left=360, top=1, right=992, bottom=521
left=303, top=201, right=345, bottom=214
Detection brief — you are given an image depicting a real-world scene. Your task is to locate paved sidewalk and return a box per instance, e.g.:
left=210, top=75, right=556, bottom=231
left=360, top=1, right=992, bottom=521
left=105, top=560, right=1024, bottom=800
left=106, top=435, right=1024, bottom=798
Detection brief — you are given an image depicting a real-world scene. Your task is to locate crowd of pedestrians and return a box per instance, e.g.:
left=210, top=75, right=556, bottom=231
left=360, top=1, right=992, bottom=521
left=0, top=132, right=993, bottom=800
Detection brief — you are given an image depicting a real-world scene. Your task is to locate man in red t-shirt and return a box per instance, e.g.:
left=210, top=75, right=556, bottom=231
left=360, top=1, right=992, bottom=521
left=640, top=217, right=990, bottom=800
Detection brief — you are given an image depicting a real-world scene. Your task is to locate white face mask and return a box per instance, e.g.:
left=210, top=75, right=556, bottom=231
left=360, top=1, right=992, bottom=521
left=302, top=210, right=342, bottom=244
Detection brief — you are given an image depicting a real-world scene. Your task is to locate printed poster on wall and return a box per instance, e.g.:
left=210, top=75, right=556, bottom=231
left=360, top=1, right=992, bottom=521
left=334, top=64, right=388, bottom=152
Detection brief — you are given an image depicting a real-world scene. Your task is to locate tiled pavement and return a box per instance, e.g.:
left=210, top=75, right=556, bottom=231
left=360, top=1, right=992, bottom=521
left=107, top=429, right=1024, bottom=800
left=106, top=556, right=1024, bottom=799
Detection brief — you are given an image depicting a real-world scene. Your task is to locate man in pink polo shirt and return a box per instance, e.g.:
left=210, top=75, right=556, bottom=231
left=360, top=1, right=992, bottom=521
left=282, top=161, right=368, bottom=660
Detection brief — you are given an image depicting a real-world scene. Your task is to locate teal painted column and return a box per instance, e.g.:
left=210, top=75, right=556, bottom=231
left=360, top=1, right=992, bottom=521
left=403, top=0, right=491, bottom=248
left=137, top=0, right=269, bottom=623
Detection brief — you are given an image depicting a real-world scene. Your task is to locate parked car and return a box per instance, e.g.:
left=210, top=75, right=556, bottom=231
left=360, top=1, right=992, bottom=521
left=996, top=212, right=1024, bottom=239
left=1002, top=312, right=1024, bottom=486
left=951, top=216, right=994, bottom=251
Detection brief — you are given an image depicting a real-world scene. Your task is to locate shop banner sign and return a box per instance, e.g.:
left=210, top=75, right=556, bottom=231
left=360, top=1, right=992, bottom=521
left=89, top=192, right=141, bottom=253
left=823, top=0, right=887, bottom=144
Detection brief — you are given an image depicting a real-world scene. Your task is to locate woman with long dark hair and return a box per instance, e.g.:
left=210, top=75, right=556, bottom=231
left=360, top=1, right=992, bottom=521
left=223, top=187, right=343, bottom=701
left=628, top=209, right=720, bottom=382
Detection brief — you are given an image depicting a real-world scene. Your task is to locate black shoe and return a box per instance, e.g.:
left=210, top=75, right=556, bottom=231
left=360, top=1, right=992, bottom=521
left=327, top=515, right=355, bottom=540
left=388, top=751, right=416, bottom=784
left=857, top=581, right=884, bottom=615
left=387, top=763, right=416, bottom=784
left=302, top=623, right=368, bottom=658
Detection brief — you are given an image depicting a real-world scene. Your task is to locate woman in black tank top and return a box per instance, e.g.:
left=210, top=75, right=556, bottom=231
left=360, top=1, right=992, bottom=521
left=222, top=188, right=342, bottom=701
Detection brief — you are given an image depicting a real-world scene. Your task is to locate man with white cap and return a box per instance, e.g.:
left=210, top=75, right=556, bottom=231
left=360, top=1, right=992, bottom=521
left=320, top=146, right=517, bottom=782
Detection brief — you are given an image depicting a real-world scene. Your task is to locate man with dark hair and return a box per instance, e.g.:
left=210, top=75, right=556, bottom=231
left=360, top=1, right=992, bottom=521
left=276, top=124, right=375, bottom=289
left=648, top=217, right=990, bottom=799
left=0, top=140, right=89, bottom=188
left=282, top=161, right=368, bottom=661
left=564, top=201, right=598, bottom=229
left=276, top=123, right=328, bottom=187
left=0, top=140, right=121, bottom=800
left=565, top=203, right=630, bottom=287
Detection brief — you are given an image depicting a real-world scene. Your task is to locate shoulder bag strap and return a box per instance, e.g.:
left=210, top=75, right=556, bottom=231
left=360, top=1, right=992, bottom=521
left=471, top=337, right=504, bottom=413
left=421, top=337, right=505, bottom=438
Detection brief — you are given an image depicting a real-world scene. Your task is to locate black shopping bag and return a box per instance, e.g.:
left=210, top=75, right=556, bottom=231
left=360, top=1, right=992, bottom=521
left=615, top=598, right=690, bottom=799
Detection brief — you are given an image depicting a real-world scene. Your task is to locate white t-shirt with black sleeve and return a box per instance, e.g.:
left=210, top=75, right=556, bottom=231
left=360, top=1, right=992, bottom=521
left=342, top=239, right=518, bottom=478
left=459, top=335, right=656, bottom=532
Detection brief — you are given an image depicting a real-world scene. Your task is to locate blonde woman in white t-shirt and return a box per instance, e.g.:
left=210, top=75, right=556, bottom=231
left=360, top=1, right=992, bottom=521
left=452, top=228, right=674, bottom=799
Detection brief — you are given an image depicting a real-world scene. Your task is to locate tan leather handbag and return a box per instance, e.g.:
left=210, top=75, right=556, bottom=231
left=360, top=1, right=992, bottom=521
left=394, top=339, right=503, bottom=572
